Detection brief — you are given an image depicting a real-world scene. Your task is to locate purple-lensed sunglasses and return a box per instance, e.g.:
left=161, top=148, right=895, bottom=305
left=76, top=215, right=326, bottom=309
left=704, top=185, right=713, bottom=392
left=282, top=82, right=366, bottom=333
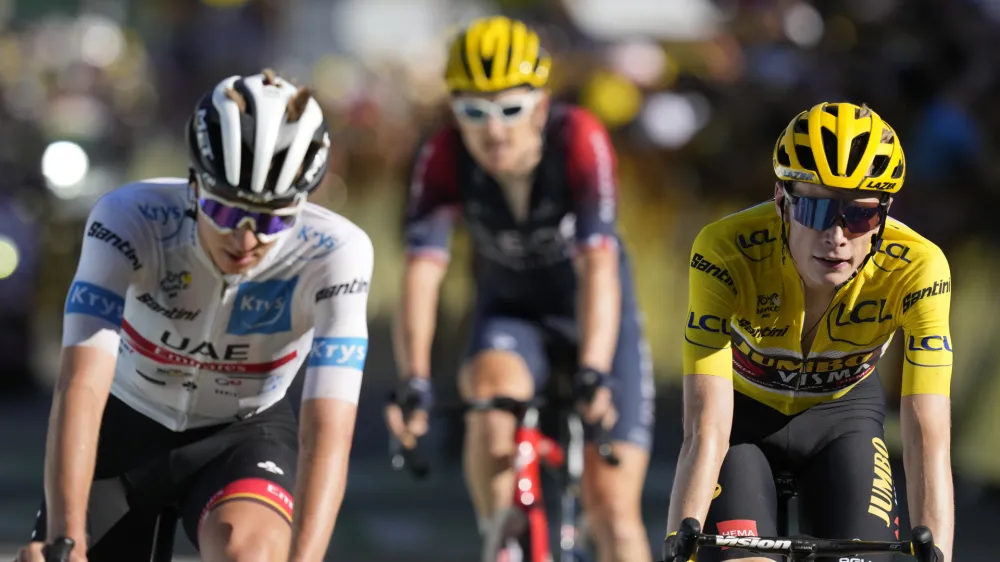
left=198, top=192, right=302, bottom=241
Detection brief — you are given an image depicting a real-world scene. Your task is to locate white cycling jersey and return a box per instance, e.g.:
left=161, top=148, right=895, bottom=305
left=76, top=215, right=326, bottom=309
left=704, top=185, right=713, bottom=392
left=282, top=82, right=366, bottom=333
left=63, top=178, right=373, bottom=431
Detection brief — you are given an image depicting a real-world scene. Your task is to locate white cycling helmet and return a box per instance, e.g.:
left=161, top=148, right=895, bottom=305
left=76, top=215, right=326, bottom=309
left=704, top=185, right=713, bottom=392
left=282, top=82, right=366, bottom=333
left=187, top=69, right=331, bottom=203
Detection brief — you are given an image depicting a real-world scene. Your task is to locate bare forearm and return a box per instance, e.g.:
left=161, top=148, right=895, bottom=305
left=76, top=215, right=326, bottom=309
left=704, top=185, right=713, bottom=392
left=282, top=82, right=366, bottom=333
left=393, top=259, right=445, bottom=378
left=901, top=394, right=954, bottom=559
left=289, top=424, right=352, bottom=561
left=666, top=437, right=728, bottom=532
left=577, top=250, right=620, bottom=371
left=44, top=377, right=111, bottom=540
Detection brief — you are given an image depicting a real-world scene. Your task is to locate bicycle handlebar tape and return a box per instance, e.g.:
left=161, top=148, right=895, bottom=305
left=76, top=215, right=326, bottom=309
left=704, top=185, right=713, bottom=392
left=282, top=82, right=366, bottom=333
left=910, top=525, right=938, bottom=562
left=42, top=537, right=75, bottom=562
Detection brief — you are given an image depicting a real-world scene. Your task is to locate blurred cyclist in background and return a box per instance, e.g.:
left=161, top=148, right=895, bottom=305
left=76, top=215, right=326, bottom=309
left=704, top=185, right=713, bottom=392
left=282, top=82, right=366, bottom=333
left=661, top=102, right=952, bottom=562
left=17, top=69, right=372, bottom=562
left=385, top=16, right=654, bottom=562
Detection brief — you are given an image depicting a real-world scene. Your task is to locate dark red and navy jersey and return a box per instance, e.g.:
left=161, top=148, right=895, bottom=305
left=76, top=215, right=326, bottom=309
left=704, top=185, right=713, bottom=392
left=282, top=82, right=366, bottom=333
left=404, top=104, right=631, bottom=315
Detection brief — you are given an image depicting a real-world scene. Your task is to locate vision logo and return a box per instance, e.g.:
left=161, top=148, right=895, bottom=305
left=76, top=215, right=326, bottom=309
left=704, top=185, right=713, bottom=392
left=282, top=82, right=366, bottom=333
left=226, top=278, right=299, bottom=335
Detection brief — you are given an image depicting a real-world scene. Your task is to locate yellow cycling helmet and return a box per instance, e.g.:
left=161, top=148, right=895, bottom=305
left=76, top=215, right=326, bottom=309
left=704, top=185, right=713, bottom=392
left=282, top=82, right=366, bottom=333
left=773, top=102, right=905, bottom=194
left=444, top=16, right=551, bottom=93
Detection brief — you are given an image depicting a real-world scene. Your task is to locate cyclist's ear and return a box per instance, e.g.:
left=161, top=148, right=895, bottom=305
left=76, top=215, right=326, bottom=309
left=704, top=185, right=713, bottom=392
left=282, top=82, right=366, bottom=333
left=773, top=181, right=785, bottom=216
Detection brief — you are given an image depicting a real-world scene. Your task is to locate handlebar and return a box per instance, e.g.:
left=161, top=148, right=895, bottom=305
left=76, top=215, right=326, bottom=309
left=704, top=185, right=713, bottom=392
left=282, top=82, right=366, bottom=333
left=42, top=537, right=75, bottom=562
left=664, top=517, right=942, bottom=562
left=390, top=395, right=620, bottom=479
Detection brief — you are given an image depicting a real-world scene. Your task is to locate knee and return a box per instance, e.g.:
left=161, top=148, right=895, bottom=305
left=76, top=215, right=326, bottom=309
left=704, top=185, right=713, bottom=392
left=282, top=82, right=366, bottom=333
left=587, top=494, right=647, bottom=545
left=459, top=352, right=534, bottom=401
left=207, top=520, right=288, bottom=562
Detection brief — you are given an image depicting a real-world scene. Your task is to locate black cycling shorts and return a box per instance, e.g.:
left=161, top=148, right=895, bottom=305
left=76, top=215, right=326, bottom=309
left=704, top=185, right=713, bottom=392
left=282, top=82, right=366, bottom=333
left=701, top=373, right=900, bottom=562
left=31, top=394, right=298, bottom=560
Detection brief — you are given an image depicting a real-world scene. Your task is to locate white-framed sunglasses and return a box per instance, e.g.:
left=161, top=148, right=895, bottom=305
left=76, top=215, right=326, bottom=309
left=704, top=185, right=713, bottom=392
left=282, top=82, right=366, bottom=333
left=451, top=90, right=543, bottom=124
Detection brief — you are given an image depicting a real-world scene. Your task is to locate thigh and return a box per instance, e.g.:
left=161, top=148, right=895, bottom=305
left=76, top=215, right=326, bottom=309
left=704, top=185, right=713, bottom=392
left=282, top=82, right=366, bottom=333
left=798, top=418, right=899, bottom=562
left=178, top=400, right=299, bottom=549
left=701, top=444, right=781, bottom=562
left=460, top=314, right=547, bottom=400
left=180, top=432, right=299, bottom=550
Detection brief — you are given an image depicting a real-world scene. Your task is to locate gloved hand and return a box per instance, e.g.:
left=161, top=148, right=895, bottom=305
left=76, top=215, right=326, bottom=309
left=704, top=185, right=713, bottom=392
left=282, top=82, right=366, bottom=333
left=572, top=366, right=617, bottom=427
left=384, top=376, right=434, bottom=448
left=660, top=531, right=696, bottom=562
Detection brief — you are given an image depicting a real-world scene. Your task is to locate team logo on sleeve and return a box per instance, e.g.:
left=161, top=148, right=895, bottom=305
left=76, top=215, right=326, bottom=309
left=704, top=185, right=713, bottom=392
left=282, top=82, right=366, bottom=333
left=315, top=278, right=369, bottom=302
left=226, top=278, right=298, bottom=335
left=308, top=337, right=368, bottom=370
left=87, top=222, right=142, bottom=271
left=65, top=281, right=124, bottom=325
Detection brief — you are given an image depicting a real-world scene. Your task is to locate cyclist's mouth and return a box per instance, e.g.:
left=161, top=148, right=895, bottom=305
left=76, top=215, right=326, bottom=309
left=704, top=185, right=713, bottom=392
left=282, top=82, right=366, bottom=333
left=225, top=251, right=256, bottom=266
left=814, top=256, right=851, bottom=270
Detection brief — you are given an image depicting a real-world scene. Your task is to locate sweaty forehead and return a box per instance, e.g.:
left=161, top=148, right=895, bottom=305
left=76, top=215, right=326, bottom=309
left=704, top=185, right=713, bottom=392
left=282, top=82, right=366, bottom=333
left=789, top=182, right=880, bottom=203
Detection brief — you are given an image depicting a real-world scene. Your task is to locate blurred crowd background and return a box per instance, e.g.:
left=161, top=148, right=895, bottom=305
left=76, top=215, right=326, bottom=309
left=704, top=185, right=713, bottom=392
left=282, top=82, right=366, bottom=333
left=2, top=0, right=1000, bottom=559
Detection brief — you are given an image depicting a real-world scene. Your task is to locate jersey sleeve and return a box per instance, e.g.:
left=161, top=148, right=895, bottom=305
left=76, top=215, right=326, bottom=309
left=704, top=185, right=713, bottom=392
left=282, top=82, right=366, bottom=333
left=404, top=129, right=461, bottom=262
left=683, top=225, right=738, bottom=378
left=899, top=246, right=953, bottom=397
left=302, top=228, right=374, bottom=403
left=564, top=107, right=619, bottom=250
left=63, top=192, right=152, bottom=358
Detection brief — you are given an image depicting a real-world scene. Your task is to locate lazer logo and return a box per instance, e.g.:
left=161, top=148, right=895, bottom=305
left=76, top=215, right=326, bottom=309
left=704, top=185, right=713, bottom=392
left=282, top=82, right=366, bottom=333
left=87, top=221, right=142, bottom=271
left=226, top=278, right=298, bottom=335
left=308, top=337, right=368, bottom=370
left=690, top=253, right=736, bottom=294
left=865, top=180, right=896, bottom=190
left=901, top=279, right=950, bottom=313
left=315, top=278, right=369, bottom=302
left=65, top=282, right=124, bottom=326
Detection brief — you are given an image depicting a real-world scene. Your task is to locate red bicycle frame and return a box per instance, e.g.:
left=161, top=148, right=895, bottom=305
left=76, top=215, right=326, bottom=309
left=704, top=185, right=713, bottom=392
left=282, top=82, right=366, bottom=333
left=510, top=407, right=566, bottom=562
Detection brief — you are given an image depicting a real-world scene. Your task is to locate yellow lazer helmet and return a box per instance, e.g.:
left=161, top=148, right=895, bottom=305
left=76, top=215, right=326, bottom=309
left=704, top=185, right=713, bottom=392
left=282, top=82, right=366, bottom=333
left=773, top=102, right=905, bottom=194
left=444, top=16, right=551, bottom=93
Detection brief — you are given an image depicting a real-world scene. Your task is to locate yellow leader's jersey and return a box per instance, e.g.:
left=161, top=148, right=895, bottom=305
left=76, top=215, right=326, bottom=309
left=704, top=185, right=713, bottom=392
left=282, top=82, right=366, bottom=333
left=683, top=201, right=953, bottom=415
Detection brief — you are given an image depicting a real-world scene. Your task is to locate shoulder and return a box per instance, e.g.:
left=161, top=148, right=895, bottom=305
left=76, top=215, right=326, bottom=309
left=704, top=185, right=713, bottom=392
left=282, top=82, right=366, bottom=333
left=693, top=201, right=781, bottom=264
left=289, top=203, right=374, bottom=271
left=551, top=105, right=611, bottom=149
left=91, top=178, right=189, bottom=234
left=410, top=125, right=462, bottom=200
left=872, top=218, right=950, bottom=276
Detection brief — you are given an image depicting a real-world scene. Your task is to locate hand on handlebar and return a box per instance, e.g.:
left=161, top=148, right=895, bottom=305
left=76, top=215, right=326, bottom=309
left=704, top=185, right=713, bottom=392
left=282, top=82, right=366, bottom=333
left=573, top=367, right=618, bottom=429
left=384, top=376, right=434, bottom=449
left=910, top=525, right=945, bottom=562
left=15, top=537, right=85, bottom=562
left=660, top=518, right=701, bottom=562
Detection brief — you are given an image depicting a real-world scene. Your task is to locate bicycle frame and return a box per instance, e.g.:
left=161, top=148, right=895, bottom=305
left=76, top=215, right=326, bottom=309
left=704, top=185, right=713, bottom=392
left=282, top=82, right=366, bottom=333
left=510, top=405, right=565, bottom=562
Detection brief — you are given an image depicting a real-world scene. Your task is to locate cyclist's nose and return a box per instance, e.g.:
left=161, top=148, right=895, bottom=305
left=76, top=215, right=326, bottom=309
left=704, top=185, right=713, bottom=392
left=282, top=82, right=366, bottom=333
left=232, top=227, right=260, bottom=251
left=824, top=221, right=848, bottom=245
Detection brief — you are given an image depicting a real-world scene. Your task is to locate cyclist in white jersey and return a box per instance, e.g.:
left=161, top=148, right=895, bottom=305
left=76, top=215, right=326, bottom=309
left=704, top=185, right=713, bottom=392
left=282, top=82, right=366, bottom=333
left=16, top=69, right=373, bottom=562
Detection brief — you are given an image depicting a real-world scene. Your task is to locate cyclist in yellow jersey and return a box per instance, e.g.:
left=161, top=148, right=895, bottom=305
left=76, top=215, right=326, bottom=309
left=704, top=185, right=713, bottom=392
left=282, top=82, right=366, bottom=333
left=660, top=102, right=952, bottom=562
